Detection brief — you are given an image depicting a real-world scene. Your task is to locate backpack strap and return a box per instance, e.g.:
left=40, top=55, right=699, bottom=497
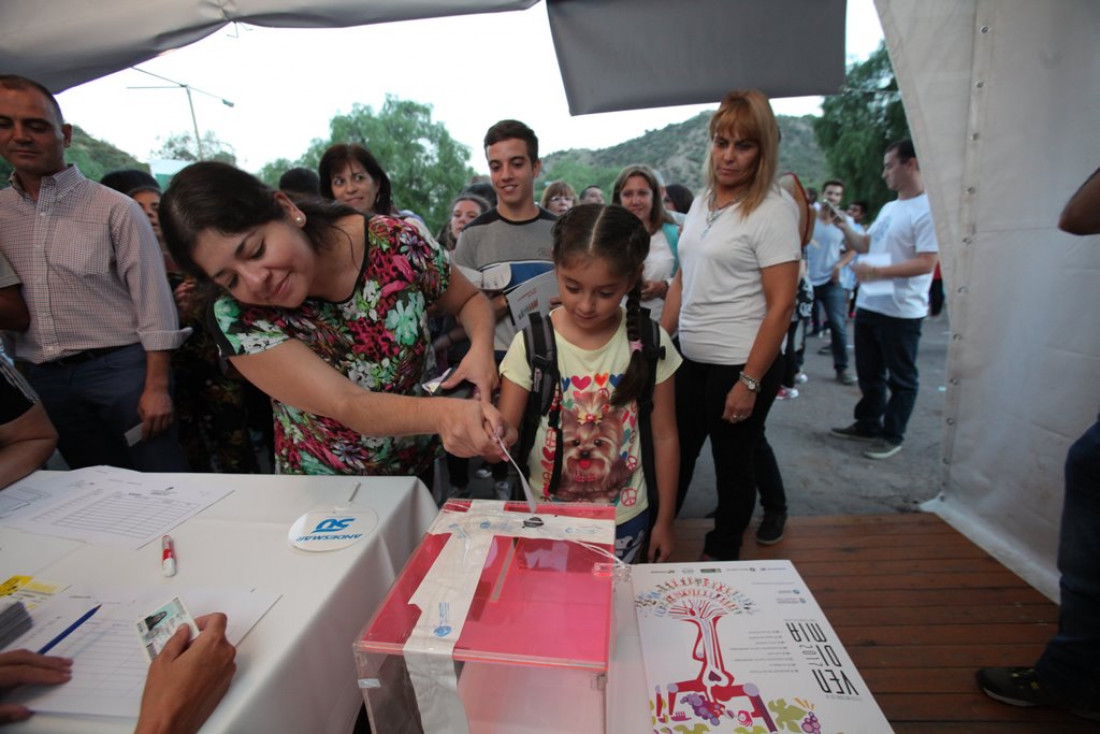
left=519, top=312, right=563, bottom=491
left=636, top=308, right=665, bottom=534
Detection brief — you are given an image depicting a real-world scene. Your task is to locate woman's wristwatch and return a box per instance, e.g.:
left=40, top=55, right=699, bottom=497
left=738, top=371, right=761, bottom=393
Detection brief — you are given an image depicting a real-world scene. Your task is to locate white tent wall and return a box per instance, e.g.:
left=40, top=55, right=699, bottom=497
left=877, top=0, right=1100, bottom=600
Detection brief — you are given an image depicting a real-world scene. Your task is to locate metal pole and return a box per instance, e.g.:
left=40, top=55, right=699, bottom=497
left=184, top=85, right=204, bottom=160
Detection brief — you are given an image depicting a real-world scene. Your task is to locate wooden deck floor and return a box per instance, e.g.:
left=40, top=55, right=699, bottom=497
left=668, top=513, right=1099, bottom=733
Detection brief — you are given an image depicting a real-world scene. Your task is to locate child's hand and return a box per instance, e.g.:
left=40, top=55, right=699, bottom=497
left=647, top=520, right=675, bottom=563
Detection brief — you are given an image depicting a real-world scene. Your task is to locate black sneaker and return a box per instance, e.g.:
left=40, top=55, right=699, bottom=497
left=836, top=369, right=857, bottom=386
left=830, top=422, right=879, bottom=440
left=756, top=513, right=787, bottom=545
left=976, top=666, right=1100, bottom=721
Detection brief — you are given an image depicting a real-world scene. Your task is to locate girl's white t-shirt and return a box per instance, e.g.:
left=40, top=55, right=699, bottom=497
left=677, top=188, right=801, bottom=364
left=500, top=307, right=682, bottom=526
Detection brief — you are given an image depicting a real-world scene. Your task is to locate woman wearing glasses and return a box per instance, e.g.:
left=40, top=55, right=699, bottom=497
left=540, top=180, right=577, bottom=216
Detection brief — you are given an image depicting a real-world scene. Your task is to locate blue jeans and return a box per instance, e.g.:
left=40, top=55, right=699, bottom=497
left=28, top=344, right=189, bottom=472
left=813, top=281, right=849, bottom=371
left=853, top=309, right=922, bottom=444
left=675, top=356, right=783, bottom=559
left=1037, top=417, right=1100, bottom=704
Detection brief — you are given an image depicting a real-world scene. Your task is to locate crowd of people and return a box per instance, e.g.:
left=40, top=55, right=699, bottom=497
left=1, top=69, right=1095, bottom=725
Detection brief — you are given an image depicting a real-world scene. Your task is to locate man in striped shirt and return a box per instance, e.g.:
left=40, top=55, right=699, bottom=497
left=0, top=75, right=189, bottom=471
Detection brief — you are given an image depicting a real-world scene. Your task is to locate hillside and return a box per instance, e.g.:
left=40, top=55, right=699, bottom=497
left=0, top=124, right=145, bottom=185
left=540, top=113, right=826, bottom=199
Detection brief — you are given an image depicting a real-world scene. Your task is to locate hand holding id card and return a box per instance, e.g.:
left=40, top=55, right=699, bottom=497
left=136, top=596, right=199, bottom=661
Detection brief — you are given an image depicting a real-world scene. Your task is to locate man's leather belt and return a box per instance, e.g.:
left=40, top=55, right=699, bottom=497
left=45, top=343, right=135, bottom=367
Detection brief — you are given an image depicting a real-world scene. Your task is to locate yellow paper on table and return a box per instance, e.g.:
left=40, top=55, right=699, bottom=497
left=0, top=575, right=67, bottom=610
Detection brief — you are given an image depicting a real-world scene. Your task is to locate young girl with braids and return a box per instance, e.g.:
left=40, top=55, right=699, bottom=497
left=497, top=204, right=682, bottom=563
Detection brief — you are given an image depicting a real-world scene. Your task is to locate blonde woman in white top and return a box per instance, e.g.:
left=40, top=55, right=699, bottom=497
left=660, top=90, right=801, bottom=561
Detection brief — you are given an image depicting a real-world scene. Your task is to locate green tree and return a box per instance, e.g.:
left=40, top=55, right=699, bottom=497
left=537, top=159, right=619, bottom=204
left=301, top=96, right=474, bottom=234
left=152, top=130, right=237, bottom=166
left=813, top=42, right=910, bottom=218
left=257, top=158, right=299, bottom=189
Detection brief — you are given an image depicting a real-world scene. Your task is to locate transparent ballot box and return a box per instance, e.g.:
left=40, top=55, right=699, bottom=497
left=355, top=500, right=617, bottom=734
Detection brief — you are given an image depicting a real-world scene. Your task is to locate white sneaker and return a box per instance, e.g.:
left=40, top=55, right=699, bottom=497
left=795, top=372, right=809, bottom=384
left=493, top=480, right=512, bottom=500
left=776, top=387, right=799, bottom=400
left=474, top=466, right=492, bottom=479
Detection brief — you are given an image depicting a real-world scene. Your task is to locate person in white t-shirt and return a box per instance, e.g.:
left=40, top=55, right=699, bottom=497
left=661, top=90, right=800, bottom=561
left=829, top=139, right=940, bottom=460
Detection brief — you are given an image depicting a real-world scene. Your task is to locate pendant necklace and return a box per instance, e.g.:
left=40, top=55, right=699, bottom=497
left=703, top=191, right=744, bottom=237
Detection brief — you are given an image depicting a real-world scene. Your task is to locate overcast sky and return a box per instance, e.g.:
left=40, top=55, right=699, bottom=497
left=56, top=0, right=884, bottom=174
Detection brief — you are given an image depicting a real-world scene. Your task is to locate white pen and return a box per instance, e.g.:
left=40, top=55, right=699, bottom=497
left=161, top=534, right=177, bottom=577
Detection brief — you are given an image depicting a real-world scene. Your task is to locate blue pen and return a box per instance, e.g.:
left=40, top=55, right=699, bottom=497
left=37, top=605, right=102, bottom=655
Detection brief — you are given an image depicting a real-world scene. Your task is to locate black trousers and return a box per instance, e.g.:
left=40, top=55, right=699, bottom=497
left=675, top=355, right=783, bottom=559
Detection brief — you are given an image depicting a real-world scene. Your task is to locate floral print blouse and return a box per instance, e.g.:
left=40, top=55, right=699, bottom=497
left=211, top=215, right=449, bottom=476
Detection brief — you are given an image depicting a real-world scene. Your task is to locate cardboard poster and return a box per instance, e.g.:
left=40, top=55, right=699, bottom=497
left=633, top=561, right=893, bottom=734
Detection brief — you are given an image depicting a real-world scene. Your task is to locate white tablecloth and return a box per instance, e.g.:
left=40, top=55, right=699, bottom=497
left=0, top=471, right=439, bottom=734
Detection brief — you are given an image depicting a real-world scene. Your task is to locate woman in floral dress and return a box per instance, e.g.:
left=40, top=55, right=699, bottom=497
left=158, top=162, right=512, bottom=477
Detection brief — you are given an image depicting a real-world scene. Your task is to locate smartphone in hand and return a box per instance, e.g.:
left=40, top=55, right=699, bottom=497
left=824, top=201, right=846, bottom=224
left=422, top=367, right=476, bottom=399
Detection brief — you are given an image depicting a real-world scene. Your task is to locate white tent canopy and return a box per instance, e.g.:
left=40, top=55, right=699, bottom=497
left=3, top=0, right=1097, bottom=599
left=0, top=1, right=537, bottom=93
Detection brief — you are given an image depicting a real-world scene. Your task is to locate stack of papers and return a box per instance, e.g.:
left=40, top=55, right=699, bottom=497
left=0, top=601, right=32, bottom=649
left=0, top=467, right=232, bottom=549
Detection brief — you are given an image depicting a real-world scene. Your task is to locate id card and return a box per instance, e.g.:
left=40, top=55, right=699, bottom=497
left=135, top=596, right=199, bottom=661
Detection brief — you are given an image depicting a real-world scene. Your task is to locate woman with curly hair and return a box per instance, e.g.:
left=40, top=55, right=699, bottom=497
left=159, top=162, right=514, bottom=478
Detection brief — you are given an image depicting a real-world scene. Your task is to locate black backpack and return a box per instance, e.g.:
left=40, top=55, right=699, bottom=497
left=515, top=310, right=666, bottom=531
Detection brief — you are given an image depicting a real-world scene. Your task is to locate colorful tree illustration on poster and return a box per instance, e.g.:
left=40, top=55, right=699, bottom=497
left=636, top=575, right=836, bottom=734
